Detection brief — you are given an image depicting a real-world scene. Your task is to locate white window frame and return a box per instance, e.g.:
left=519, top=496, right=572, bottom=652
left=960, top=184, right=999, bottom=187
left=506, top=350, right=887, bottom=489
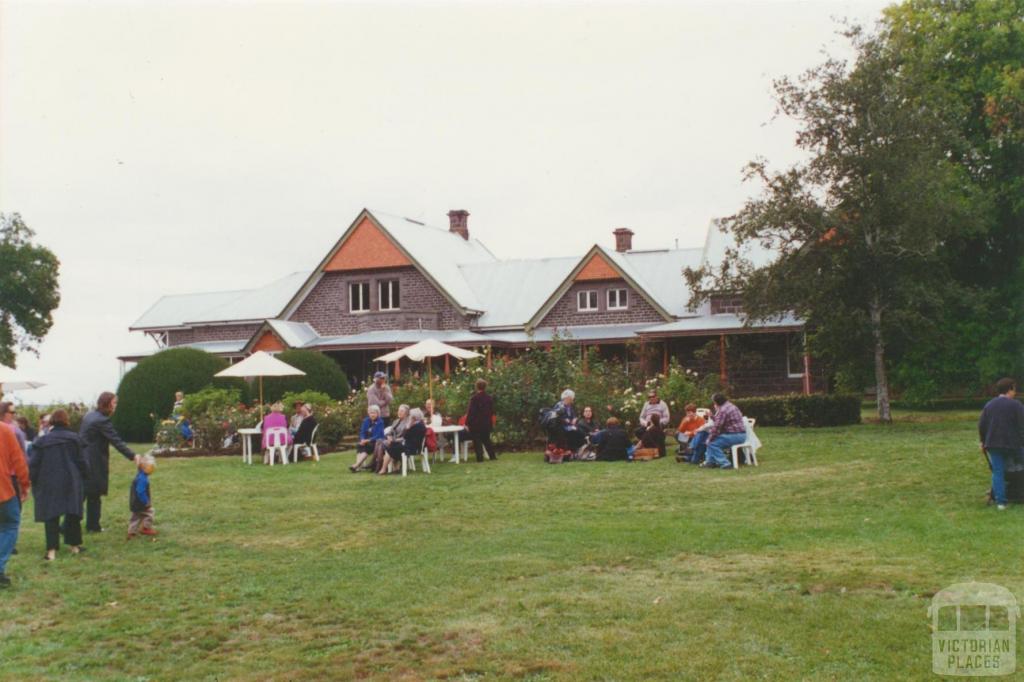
left=349, top=281, right=371, bottom=313
left=577, top=290, right=598, bottom=312
left=378, top=279, right=400, bottom=311
left=786, top=333, right=806, bottom=378
left=607, top=288, right=628, bottom=310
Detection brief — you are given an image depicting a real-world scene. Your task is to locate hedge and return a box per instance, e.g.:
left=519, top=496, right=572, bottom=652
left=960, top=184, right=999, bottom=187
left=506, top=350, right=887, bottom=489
left=261, top=350, right=349, bottom=403
left=114, top=348, right=250, bottom=442
left=734, top=394, right=861, bottom=427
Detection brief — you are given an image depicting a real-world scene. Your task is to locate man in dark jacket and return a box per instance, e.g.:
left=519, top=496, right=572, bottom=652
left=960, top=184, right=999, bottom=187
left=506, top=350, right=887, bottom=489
left=80, top=392, right=138, bottom=532
left=593, top=418, right=631, bottom=461
left=30, top=409, right=89, bottom=559
left=979, top=377, right=1024, bottom=510
left=465, top=379, right=496, bottom=461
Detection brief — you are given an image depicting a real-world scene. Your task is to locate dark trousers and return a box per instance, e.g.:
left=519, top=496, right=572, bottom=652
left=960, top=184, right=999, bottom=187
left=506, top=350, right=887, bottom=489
left=86, top=495, right=103, bottom=531
left=45, top=515, right=82, bottom=550
left=469, top=429, right=496, bottom=461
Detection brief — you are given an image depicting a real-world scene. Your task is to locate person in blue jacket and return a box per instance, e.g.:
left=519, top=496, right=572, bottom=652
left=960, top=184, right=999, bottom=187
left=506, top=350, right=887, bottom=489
left=350, top=405, right=385, bottom=472
left=127, top=454, right=157, bottom=539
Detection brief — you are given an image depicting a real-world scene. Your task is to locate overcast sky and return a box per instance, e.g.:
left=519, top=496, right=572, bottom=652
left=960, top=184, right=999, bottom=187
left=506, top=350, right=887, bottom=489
left=1, top=0, right=890, bottom=404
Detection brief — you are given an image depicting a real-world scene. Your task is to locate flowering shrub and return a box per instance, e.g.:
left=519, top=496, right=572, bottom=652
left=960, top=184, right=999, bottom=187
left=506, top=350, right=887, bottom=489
left=180, top=387, right=244, bottom=452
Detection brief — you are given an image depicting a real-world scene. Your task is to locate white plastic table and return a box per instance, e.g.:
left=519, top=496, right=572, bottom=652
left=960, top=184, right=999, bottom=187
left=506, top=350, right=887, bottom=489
left=431, top=424, right=466, bottom=463
left=238, top=427, right=262, bottom=464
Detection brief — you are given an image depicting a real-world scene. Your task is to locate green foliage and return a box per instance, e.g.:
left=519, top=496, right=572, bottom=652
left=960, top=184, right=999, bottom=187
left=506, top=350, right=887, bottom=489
left=684, top=26, right=990, bottom=422
left=0, top=213, right=60, bottom=368
left=114, top=348, right=249, bottom=442
left=279, top=390, right=334, bottom=410
left=180, top=386, right=244, bottom=452
left=261, top=350, right=349, bottom=403
left=734, top=394, right=861, bottom=427
left=15, top=402, right=88, bottom=433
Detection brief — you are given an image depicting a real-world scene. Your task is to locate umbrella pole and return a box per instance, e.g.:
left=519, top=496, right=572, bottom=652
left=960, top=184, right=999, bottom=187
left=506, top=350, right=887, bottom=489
left=259, top=376, right=264, bottom=418
left=428, top=360, right=433, bottom=402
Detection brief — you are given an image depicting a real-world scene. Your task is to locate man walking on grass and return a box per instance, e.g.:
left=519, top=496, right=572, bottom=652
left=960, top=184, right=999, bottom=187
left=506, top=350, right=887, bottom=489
left=979, top=377, right=1024, bottom=510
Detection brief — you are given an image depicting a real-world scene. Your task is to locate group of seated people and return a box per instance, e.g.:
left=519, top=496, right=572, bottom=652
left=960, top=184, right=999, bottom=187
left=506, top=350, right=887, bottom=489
left=260, top=401, right=319, bottom=459
left=348, top=402, right=429, bottom=474
left=544, top=389, right=751, bottom=469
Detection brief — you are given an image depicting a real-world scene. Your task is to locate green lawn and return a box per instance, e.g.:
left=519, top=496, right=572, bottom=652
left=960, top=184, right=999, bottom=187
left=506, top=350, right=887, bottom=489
left=0, top=410, right=1012, bottom=680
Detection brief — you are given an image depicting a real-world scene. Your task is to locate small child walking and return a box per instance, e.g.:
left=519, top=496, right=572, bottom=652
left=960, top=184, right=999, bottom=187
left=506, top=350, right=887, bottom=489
left=127, top=454, right=157, bottom=539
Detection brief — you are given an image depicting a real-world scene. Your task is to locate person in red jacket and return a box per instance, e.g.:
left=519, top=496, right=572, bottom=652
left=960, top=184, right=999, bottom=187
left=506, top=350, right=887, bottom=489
left=465, top=379, right=497, bottom=462
left=0, top=423, right=30, bottom=587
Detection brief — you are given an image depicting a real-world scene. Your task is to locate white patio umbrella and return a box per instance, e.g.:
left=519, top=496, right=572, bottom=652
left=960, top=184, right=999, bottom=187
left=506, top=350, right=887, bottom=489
left=0, top=365, right=46, bottom=394
left=374, top=339, right=482, bottom=400
left=215, top=351, right=305, bottom=417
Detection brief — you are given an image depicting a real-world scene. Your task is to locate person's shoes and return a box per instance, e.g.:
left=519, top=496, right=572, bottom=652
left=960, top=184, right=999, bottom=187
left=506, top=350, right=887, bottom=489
left=140, top=528, right=158, bottom=536
left=348, top=465, right=358, bottom=473
left=699, top=461, right=716, bottom=468
left=11, top=548, right=17, bottom=555
left=997, top=504, right=1008, bottom=510
left=43, top=551, right=55, bottom=562
left=86, top=527, right=105, bottom=534
left=0, top=574, right=10, bottom=588
left=69, top=546, right=86, bottom=555
left=126, top=533, right=137, bottom=540
left=720, top=463, right=734, bottom=470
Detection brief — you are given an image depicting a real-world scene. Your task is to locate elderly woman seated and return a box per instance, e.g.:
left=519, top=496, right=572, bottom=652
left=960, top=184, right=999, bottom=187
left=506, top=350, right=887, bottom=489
left=373, top=404, right=410, bottom=473
left=261, top=402, right=293, bottom=450
left=350, top=405, right=385, bottom=472
left=379, top=408, right=427, bottom=475
left=293, top=403, right=318, bottom=458
left=546, top=389, right=586, bottom=453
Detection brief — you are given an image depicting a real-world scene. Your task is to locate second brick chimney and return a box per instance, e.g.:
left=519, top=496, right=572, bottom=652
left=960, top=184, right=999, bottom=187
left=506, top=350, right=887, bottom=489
left=613, top=227, right=634, bottom=252
left=448, top=210, right=470, bottom=240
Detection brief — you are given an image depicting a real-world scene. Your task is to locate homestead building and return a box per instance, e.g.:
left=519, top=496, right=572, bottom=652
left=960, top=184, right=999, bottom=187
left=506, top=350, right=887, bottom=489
left=123, top=209, right=820, bottom=396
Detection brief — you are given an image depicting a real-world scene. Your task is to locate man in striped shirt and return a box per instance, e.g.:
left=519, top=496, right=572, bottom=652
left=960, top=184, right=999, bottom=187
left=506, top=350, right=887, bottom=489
left=702, top=393, right=748, bottom=469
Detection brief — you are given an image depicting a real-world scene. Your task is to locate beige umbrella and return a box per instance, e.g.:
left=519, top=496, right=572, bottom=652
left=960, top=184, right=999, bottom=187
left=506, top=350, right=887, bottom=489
left=215, top=351, right=305, bottom=416
left=0, top=365, right=46, bottom=395
left=374, top=339, right=482, bottom=400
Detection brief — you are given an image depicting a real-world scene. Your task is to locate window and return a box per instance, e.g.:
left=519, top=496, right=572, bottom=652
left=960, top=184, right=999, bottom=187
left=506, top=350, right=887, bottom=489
left=379, top=279, right=400, bottom=311
left=577, top=290, right=598, bottom=311
left=607, top=288, right=628, bottom=310
left=349, top=282, right=370, bottom=313
left=786, top=333, right=806, bottom=378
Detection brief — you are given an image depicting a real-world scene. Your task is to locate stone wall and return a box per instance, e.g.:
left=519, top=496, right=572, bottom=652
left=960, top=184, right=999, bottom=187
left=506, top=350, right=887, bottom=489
left=539, top=281, right=664, bottom=328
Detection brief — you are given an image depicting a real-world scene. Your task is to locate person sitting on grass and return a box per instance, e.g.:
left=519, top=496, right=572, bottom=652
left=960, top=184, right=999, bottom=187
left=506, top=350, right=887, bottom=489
left=593, top=417, right=631, bottom=461
left=374, top=404, right=410, bottom=472
left=675, top=403, right=706, bottom=461
left=548, top=389, right=584, bottom=453
left=379, top=408, right=427, bottom=475
left=350, top=405, right=385, bottom=472
left=635, top=390, right=670, bottom=439
left=701, top=393, right=747, bottom=470
left=638, top=412, right=666, bottom=458
left=578, top=406, right=599, bottom=437
left=127, top=454, right=157, bottom=539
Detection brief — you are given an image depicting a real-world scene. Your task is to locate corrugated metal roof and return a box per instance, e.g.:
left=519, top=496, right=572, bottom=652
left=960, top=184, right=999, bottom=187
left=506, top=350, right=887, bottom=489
left=306, top=329, right=493, bottom=349
left=266, top=320, right=319, bottom=348
left=118, top=340, right=249, bottom=361
left=638, top=313, right=802, bottom=335
left=483, top=323, right=652, bottom=344
left=370, top=211, right=496, bottom=311
left=616, top=247, right=705, bottom=316
left=130, top=272, right=310, bottom=329
left=460, top=257, right=578, bottom=328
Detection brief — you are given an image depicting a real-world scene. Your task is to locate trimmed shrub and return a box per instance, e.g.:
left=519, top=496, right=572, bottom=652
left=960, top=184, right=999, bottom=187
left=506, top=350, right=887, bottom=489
left=261, top=350, right=349, bottom=403
left=181, top=386, right=243, bottom=451
left=735, top=394, right=861, bottom=427
left=113, top=348, right=249, bottom=442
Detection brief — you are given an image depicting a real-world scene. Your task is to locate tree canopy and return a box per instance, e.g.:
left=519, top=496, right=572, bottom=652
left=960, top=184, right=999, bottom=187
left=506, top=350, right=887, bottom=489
left=685, top=25, right=988, bottom=421
left=0, top=213, right=60, bottom=368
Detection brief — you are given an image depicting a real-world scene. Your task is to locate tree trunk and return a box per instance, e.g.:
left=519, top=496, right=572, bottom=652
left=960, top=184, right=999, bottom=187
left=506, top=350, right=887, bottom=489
left=869, top=298, right=892, bottom=423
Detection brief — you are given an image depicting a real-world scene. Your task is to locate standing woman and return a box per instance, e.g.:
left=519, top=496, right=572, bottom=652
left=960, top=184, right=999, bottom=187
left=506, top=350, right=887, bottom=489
left=80, top=392, right=139, bottom=533
left=466, top=379, right=497, bottom=462
left=29, top=410, right=89, bottom=560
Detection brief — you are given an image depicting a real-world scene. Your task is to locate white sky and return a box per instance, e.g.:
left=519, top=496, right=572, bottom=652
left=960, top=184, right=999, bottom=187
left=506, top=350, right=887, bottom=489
left=0, top=0, right=890, bottom=404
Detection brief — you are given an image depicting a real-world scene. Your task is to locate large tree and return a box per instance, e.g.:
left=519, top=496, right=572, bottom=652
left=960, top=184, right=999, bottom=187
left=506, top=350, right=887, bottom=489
left=0, top=213, right=60, bottom=368
left=685, top=27, right=986, bottom=421
left=880, top=0, right=1024, bottom=395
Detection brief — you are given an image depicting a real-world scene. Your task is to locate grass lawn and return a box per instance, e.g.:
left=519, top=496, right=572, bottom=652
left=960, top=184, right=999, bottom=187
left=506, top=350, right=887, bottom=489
left=0, top=410, right=1012, bottom=680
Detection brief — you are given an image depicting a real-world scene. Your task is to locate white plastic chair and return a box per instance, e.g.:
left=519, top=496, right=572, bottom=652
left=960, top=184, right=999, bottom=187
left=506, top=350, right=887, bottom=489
left=730, top=417, right=761, bottom=469
left=292, top=424, right=320, bottom=462
left=402, top=448, right=431, bottom=476
left=264, top=427, right=290, bottom=466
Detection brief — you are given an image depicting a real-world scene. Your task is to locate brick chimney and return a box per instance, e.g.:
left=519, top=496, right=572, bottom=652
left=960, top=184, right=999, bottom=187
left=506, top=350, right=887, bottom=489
left=613, top=227, right=634, bottom=252
left=448, top=210, right=470, bottom=240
